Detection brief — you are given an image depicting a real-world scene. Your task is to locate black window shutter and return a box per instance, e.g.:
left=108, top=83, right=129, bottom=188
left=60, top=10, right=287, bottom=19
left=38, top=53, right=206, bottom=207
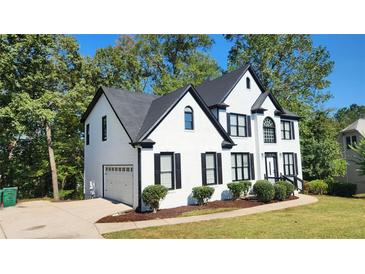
left=249, top=153, right=255, bottom=180
left=201, top=153, right=207, bottom=185
left=217, top=153, right=223, bottom=184
left=294, top=153, right=298, bottom=175
left=247, top=115, right=252, bottom=137
left=154, top=154, right=161, bottom=184
left=175, top=153, right=181, bottom=189
left=291, top=122, right=295, bottom=140
left=226, top=113, right=231, bottom=135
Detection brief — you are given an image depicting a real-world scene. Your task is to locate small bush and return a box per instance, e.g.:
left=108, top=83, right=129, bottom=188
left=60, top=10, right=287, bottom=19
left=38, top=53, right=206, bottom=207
left=307, top=180, right=328, bottom=195
left=192, top=186, right=215, bottom=205
left=276, top=181, right=294, bottom=199
left=227, top=182, right=246, bottom=200
left=242, top=181, right=252, bottom=196
left=274, top=184, right=287, bottom=201
left=328, top=182, right=357, bottom=197
left=59, top=189, right=74, bottom=200
left=253, top=180, right=275, bottom=203
left=142, top=185, right=168, bottom=213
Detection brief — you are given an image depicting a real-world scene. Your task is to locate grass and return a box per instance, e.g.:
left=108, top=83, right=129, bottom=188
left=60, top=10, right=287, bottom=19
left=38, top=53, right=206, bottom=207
left=179, top=207, right=238, bottom=217
left=103, top=195, right=365, bottom=239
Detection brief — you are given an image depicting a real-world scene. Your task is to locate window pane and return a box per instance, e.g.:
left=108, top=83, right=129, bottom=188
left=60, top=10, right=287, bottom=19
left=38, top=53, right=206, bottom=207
left=206, top=169, right=215, bottom=184
left=230, top=126, right=238, bottom=136
left=160, top=155, right=172, bottom=172
left=230, top=114, right=237, bottom=125
left=161, top=173, right=172, bottom=189
left=289, top=154, right=293, bottom=164
left=236, top=155, right=242, bottom=167
left=185, top=120, right=193, bottom=130
left=238, top=126, right=246, bottom=136
left=238, top=116, right=245, bottom=126
left=236, top=168, right=243, bottom=180
left=243, top=154, right=249, bottom=167
left=352, top=136, right=357, bottom=144
left=243, top=167, right=249, bottom=179
left=206, top=154, right=215, bottom=168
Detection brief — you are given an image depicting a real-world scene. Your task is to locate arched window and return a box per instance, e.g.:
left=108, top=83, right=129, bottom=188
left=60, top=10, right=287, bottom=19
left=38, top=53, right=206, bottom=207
left=184, top=106, right=193, bottom=130
left=263, top=117, right=276, bottom=143
left=246, top=77, right=251, bottom=89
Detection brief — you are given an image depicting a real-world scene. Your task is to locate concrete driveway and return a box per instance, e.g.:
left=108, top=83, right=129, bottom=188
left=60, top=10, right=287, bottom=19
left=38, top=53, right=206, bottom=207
left=0, top=198, right=132, bottom=239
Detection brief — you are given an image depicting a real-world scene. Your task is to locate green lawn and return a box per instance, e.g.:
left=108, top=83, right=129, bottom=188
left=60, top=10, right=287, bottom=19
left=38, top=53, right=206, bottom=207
left=103, top=195, right=365, bottom=239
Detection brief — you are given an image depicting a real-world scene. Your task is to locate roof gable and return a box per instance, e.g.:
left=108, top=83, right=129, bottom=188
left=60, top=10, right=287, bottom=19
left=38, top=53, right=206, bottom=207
left=136, top=85, right=234, bottom=145
left=81, top=87, right=158, bottom=142
left=341, top=118, right=365, bottom=136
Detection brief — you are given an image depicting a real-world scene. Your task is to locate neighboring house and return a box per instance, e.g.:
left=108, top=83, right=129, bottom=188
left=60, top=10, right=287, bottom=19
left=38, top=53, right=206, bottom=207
left=338, top=118, right=365, bottom=193
left=81, top=64, right=303, bottom=211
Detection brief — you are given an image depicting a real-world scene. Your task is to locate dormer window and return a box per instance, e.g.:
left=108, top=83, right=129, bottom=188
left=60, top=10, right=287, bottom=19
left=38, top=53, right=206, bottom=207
left=246, top=77, right=251, bottom=89
left=184, top=106, right=193, bottom=130
left=263, top=117, right=276, bottom=143
left=346, top=135, right=357, bottom=149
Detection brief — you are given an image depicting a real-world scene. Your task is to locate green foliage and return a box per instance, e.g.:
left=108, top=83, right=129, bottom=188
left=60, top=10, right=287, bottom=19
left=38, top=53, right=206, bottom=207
left=276, top=181, right=294, bottom=199
left=227, top=182, right=245, bottom=200
left=328, top=182, right=357, bottom=197
left=253, top=180, right=275, bottom=203
left=351, top=138, right=365, bottom=176
left=59, top=189, right=75, bottom=200
left=142, top=185, right=168, bottom=212
left=335, top=104, right=365, bottom=130
left=307, top=180, right=328, bottom=195
left=192, top=186, right=215, bottom=205
left=274, top=184, right=287, bottom=201
left=301, top=110, right=346, bottom=180
left=242, top=181, right=252, bottom=196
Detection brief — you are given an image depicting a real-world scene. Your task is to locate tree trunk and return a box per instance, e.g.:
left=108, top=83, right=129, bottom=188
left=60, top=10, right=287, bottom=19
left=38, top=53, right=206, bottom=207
left=45, top=122, right=59, bottom=201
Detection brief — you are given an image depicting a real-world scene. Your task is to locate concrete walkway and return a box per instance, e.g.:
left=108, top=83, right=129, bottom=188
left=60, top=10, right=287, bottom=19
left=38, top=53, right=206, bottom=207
left=96, top=194, right=318, bottom=235
left=0, top=198, right=131, bottom=239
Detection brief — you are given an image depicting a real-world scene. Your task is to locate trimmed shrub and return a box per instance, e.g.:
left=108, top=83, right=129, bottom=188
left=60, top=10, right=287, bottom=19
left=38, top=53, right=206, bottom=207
left=242, top=181, right=252, bottom=196
left=142, top=185, right=168, bottom=213
left=328, top=182, right=357, bottom=197
left=274, top=184, right=287, bottom=201
left=192, top=186, right=215, bottom=205
left=227, top=182, right=246, bottom=200
left=276, top=180, right=295, bottom=199
left=303, top=181, right=310, bottom=194
left=253, top=180, right=275, bottom=203
left=307, top=180, right=328, bottom=195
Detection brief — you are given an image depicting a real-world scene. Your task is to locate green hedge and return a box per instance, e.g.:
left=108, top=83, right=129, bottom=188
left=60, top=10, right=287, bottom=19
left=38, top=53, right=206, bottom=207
left=328, top=182, right=357, bottom=197
left=227, top=181, right=252, bottom=200
left=192, top=186, right=215, bottom=205
left=307, top=180, right=328, bottom=195
left=274, top=184, right=286, bottom=201
left=142, top=185, right=168, bottom=213
left=253, top=180, right=275, bottom=203
left=276, top=181, right=294, bottom=199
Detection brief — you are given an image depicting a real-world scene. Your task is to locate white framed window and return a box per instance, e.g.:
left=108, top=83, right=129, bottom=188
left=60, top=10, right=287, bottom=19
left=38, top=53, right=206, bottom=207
left=283, top=153, right=295, bottom=176
left=160, top=154, right=174, bottom=189
left=205, top=153, right=217, bottom=185
left=263, top=117, right=276, bottom=143
left=231, top=153, right=250, bottom=181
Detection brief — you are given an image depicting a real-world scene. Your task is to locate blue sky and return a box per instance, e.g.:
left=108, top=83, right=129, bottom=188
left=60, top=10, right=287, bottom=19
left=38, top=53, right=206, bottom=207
left=74, top=34, right=365, bottom=110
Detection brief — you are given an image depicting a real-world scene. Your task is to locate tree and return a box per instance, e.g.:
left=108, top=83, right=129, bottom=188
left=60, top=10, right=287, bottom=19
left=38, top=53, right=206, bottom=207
left=93, top=35, right=222, bottom=95
left=225, top=35, right=334, bottom=115
left=301, top=110, right=346, bottom=180
left=351, top=138, right=365, bottom=176
left=0, top=35, right=83, bottom=200
left=335, top=104, right=365, bottom=130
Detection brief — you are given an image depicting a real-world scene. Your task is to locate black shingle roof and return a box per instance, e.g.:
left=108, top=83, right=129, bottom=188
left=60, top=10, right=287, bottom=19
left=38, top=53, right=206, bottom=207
left=195, top=64, right=250, bottom=106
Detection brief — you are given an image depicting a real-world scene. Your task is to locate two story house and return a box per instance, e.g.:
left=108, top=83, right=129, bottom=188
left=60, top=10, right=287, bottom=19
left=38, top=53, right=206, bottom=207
left=81, top=64, right=303, bottom=211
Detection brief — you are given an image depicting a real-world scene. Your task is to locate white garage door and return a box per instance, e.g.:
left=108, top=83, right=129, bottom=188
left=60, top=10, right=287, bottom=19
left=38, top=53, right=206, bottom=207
left=103, top=165, right=133, bottom=206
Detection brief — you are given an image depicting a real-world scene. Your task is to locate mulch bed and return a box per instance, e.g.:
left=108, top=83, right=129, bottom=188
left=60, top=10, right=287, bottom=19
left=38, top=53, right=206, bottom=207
left=97, top=196, right=298, bottom=223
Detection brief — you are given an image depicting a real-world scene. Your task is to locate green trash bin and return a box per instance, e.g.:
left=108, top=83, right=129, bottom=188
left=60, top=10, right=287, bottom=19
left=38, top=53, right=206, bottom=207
left=3, top=187, right=18, bottom=208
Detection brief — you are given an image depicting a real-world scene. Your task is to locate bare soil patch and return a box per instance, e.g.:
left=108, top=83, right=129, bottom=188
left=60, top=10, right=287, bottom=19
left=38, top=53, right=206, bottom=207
left=97, top=196, right=298, bottom=223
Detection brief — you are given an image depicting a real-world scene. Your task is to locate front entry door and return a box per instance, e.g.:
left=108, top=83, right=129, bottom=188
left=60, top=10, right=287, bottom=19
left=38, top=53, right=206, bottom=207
left=265, top=153, right=278, bottom=182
